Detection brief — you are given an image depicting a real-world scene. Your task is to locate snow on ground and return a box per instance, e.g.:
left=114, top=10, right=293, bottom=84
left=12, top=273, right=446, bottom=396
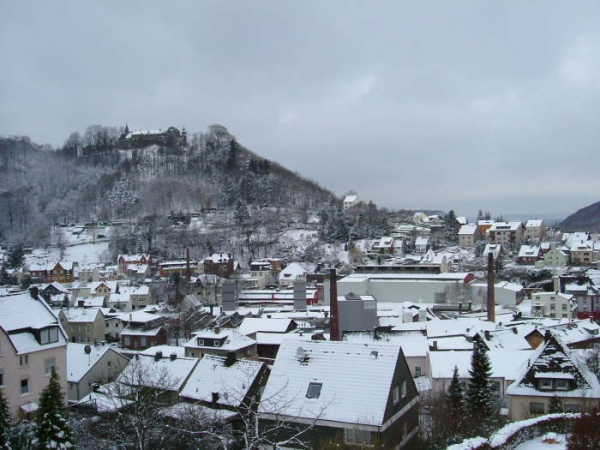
left=24, top=242, right=110, bottom=267
left=513, top=434, right=567, bottom=450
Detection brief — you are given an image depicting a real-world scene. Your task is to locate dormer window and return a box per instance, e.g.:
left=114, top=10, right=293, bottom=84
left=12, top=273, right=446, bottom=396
left=539, top=379, right=553, bottom=390
left=214, top=340, right=221, bottom=347
left=197, top=338, right=205, bottom=346
left=39, top=326, right=59, bottom=345
left=556, top=379, right=569, bottom=390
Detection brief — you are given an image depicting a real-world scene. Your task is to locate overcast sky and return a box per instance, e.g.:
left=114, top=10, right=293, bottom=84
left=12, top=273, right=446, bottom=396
left=1, top=1, right=599, bottom=218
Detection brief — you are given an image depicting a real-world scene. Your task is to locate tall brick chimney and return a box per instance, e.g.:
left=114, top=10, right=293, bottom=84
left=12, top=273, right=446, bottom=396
left=487, top=252, right=495, bottom=323
left=329, top=268, right=340, bottom=341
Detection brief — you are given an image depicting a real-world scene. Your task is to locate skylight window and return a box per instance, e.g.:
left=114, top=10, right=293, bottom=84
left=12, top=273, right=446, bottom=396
left=306, top=382, right=322, bottom=399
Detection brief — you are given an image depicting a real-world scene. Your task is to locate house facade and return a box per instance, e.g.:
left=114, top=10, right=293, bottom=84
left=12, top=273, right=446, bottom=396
left=489, top=222, right=524, bottom=247
left=507, top=331, right=600, bottom=421
left=59, top=308, right=106, bottom=344
left=0, top=290, right=68, bottom=419
left=531, top=292, right=575, bottom=319
left=458, top=224, right=482, bottom=247
left=66, top=343, right=129, bottom=402
left=203, top=253, right=234, bottom=278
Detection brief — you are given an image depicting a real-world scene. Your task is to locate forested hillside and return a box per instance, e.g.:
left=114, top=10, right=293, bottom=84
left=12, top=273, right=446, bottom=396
left=0, top=125, right=334, bottom=245
left=561, top=201, right=600, bottom=232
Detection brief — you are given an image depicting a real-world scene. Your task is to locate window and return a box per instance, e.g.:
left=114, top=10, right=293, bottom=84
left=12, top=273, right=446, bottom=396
left=20, top=378, right=29, bottom=395
left=19, top=355, right=29, bottom=366
left=550, top=304, right=556, bottom=310
left=393, top=385, right=400, bottom=405
left=491, top=381, right=501, bottom=392
left=107, top=361, right=111, bottom=367
left=415, top=366, right=422, bottom=377
left=530, top=402, right=545, bottom=414
left=40, top=326, right=59, bottom=345
left=344, top=428, right=371, bottom=445
left=44, top=358, right=56, bottom=376
left=124, top=336, right=131, bottom=347
left=556, top=379, right=569, bottom=390
left=214, top=340, right=221, bottom=347
left=197, top=338, right=204, bottom=346
left=0, top=370, right=4, bottom=386
left=402, top=380, right=407, bottom=398
left=539, top=379, right=552, bottom=390
left=562, top=304, right=568, bottom=311
left=306, top=382, right=322, bottom=399
left=565, top=403, right=580, bottom=413
left=141, top=336, right=147, bottom=347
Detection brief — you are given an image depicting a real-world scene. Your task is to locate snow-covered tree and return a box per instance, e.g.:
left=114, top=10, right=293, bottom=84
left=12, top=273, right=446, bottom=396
left=36, top=368, right=73, bottom=449
left=0, top=389, right=11, bottom=450
left=466, top=340, right=499, bottom=435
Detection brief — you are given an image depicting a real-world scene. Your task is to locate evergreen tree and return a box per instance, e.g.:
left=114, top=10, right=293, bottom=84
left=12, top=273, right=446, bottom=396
left=234, top=200, right=251, bottom=232
left=447, top=365, right=465, bottom=416
left=0, top=389, right=11, bottom=450
left=445, top=209, right=459, bottom=244
left=36, top=368, right=73, bottom=450
left=466, top=340, right=498, bottom=435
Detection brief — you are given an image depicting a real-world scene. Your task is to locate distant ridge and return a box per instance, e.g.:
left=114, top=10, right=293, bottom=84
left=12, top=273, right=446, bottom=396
left=560, top=201, right=600, bottom=232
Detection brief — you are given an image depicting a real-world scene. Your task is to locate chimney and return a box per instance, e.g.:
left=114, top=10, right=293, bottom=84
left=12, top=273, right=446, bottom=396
left=214, top=326, right=220, bottom=335
left=329, top=269, right=340, bottom=341
left=487, top=252, right=496, bottom=323
left=211, top=392, right=219, bottom=403
left=225, top=351, right=236, bottom=367
left=29, top=287, right=39, bottom=300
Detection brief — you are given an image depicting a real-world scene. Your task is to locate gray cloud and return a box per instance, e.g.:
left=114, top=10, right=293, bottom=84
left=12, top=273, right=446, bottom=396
left=2, top=1, right=600, bottom=217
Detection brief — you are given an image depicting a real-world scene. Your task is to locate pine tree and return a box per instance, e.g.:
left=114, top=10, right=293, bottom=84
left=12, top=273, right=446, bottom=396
left=0, top=389, right=11, bottom=450
left=447, top=365, right=465, bottom=415
left=466, top=340, right=498, bottom=436
left=36, top=368, right=73, bottom=450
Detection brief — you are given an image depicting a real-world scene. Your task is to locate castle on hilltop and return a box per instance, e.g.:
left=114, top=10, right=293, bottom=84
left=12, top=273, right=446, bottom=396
left=118, top=125, right=187, bottom=149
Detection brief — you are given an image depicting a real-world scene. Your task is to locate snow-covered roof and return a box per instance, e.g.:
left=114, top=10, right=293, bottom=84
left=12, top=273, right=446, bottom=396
left=60, top=307, right=103, bottom=323
left=415, top=236, right=429, bottom=245
left=490, top=221, right=522, bottom=231
left=118, top=354, right=199, bottom=391
left=259, top=339, right=406, bottom=426
left=140, top=345, right=187, bottom=358
left=526, top=219, right=544, bottom=228
left=483, top=244, right=502, bottom=258
left=458, top=224, right=478, bottom=235
left=238, top=318, right=295, bottom=336
left=184, top=328, right=256, bottom=351
left=67, top=343, right=115, bottom=383
left=425, top=317, right=497, bottom=339
left=518, top=245, right=540, bottom=258
left=76, top=297, right=104, bottom=308
left=120, top=326, right=163, bottom=337
left=180, top=354, right=265, bottom=406
left=279, top=263, right=306, bottom=279
left=343, top=332, right=428, bottom=357
left=0, top=291, right=61, bottom=332
left=205, top=253, right=231, bottom=263
left=118, top=310, right=161, bottom=324
left=429, top=349, right=531, bottom=380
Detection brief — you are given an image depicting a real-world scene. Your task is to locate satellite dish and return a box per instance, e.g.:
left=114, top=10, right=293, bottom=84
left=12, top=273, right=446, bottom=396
left=84, top=345, right=92, bottom=355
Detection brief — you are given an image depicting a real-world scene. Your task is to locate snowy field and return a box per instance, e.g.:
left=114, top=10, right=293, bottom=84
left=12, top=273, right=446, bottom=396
left=514, top=434, right=567, bottom=450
